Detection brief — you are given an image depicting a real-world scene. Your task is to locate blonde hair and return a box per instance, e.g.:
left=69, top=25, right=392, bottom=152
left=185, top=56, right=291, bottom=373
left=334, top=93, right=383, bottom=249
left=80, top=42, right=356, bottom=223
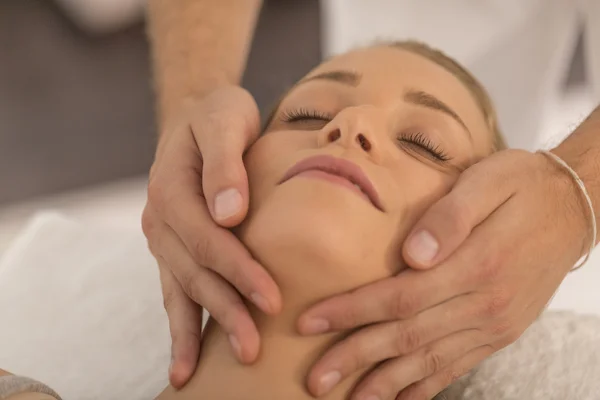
left=388, top=40, right=506, bottom=151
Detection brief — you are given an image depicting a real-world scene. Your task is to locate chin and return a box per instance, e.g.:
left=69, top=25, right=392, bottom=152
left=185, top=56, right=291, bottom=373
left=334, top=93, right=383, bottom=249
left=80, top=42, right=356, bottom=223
left=237, top=179, right=397, bottom=289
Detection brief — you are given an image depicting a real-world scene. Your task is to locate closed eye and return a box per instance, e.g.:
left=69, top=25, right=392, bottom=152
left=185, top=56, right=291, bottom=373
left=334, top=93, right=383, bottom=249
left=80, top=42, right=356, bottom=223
left=280, top=108, right=333, bottom=123
left=397, top=132, right=452, bottom=162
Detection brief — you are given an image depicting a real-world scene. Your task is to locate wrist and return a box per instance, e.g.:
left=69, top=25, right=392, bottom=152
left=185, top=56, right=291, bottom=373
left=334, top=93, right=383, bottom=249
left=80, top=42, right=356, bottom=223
left=536, top=152, right=590, bottom=261
left=552, top=106, right=600, bottom=234
left=552, top=144, right=600, bottom=244
left=159, top=80, right=245, bottom=137
left=157, top=76, right=235, bottom=132
left=538, top=149, right=598, bottom=272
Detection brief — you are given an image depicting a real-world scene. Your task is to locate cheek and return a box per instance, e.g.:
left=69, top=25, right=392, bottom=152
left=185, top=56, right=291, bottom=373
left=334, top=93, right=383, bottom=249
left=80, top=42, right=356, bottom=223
left=244, top=131, right=316, bottom=211
left=386, top=161, right=457, bottom=228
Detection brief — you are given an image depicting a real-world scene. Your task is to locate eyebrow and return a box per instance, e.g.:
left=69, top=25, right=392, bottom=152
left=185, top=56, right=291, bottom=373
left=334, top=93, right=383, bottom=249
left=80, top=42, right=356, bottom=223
left=297, top=70, right=362, bottom=87
left=403, top=89, right=472, bottom=140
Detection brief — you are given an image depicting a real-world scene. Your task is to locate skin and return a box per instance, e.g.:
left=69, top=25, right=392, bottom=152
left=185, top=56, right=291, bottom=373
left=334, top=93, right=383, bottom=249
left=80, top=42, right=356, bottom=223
left=157, top=45, right=494, bottom=400
left=145, top=0, right=600, bottom=397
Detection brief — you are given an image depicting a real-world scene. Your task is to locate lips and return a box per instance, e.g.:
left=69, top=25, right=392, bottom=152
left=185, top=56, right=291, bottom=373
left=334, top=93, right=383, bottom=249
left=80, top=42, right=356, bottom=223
left=279, top=154, right=384, bottom=211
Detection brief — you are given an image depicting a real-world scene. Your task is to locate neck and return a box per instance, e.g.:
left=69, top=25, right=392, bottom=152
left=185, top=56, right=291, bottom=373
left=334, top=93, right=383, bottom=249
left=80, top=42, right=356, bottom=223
left=160, top=244, right=388, bottom=400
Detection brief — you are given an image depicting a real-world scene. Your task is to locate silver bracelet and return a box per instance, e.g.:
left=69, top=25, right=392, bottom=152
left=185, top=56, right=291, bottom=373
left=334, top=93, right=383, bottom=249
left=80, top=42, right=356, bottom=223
left=538, top=150, right=597, bottom=271
left=0, top=375, right=62, bottom=399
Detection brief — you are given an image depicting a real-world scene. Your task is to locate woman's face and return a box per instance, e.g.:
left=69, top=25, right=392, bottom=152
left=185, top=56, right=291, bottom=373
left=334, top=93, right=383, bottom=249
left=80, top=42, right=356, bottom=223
left=238, top=46, right=494, bottom=280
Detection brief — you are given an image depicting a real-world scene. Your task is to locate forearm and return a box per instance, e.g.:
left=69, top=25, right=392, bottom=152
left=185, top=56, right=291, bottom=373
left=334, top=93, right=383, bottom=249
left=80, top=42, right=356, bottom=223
left=554, top=105, right=600, bottom=239
left=147, top=0, right=263, bottom=128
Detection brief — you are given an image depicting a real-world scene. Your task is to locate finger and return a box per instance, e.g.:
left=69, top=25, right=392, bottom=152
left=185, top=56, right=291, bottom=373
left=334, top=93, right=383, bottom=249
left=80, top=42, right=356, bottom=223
left=396, top=345, right=493, bottom=400
left=194, top=87, right=261, bottom=226
left=403, top=156, right=517, bottom=270
left=157, top=263, right=203, bottom=388
left=154, top=224, right=261, bottom=364
left=306, top=295, right=481, bottom=396
left=298, top=267, right=468, bottom=335
left=154, top=189, right=282, bottom=315
left=350, top=330, right=485, bottom=400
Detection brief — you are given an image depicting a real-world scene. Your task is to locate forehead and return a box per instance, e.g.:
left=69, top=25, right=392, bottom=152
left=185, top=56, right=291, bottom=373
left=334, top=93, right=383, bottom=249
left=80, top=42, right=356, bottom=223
left=303, top=46, right=490, bottom=148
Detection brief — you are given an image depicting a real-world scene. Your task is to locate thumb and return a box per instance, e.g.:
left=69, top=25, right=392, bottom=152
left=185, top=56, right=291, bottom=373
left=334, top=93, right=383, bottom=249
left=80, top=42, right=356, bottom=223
left=195, top=87, right=261, bottom=227
left=402, top=165, right=514, bottom=269
left=202, top=144, right=250, bottom=228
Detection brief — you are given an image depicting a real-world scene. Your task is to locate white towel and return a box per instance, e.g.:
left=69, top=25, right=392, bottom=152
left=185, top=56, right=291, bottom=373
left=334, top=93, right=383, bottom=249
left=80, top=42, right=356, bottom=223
left=0, top=212, right=170, bottom=400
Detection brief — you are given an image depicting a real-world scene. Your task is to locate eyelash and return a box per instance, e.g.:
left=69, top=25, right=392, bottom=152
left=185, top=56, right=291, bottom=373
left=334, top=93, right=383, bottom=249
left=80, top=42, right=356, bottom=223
left=280, top=108, right=332, bottom=123
left=399, top=132, right=451, bottom=162
left=280, top=108, right=451, bottom=162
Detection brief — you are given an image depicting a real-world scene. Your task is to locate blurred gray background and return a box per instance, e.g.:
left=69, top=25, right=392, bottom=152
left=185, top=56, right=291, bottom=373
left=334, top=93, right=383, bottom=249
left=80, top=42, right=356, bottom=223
left=0, top=0, right=593, bottom=205
left=0, top=0, right=321, bottom=204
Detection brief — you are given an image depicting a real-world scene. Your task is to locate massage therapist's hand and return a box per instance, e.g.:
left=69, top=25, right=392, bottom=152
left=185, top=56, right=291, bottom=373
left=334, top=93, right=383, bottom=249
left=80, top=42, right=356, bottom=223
left=142, top=86, right=282, bottom=388
left=298, top=149, right=590, bottom=400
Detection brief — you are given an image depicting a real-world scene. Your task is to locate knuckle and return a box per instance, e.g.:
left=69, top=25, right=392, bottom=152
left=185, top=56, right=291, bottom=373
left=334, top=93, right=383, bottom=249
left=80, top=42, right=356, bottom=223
left=332, top=291, right=363, bottom=327
left=213, top=299, right=248, bottom=329
left=488, top=317, right=513, bottom=339
left=162, top=287, right=178, bottom=313
left=141, top=208, right=156, bottom=239
left=484, top=289, right=511, bottom=318
left=422, top=346, right=445, bottom=376
left=394, top=323, right=422, bottom=353
left=442, top=196, right=473, bottom=237
left=179, top=271, right=205, bottom=304
left=444, top=367, right=467, bottom=387
left=339, top=302, right=362, bottom=327
left=193, top=235, right=215, bottom=267
left=170, top=326, right=201, bottom=349
left=345, top=336, right=370, bottom=370
left=146, top=180, right=166, bottom=214
left=226, top=265, right=246, bottom=293
left=474, top=244, right=503, bottom=284
left=389, top=290, right=419, bottom=319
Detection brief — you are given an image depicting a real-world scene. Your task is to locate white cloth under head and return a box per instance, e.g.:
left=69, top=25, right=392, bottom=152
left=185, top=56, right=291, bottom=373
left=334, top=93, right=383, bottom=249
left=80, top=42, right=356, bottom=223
left=0, top=212, right=170, bottom=400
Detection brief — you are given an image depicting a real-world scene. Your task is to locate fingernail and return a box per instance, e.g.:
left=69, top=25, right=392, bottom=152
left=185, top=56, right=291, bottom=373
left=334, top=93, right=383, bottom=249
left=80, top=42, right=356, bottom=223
left=228, top=334, right=242, bottom=359
left=302, top=318, right=330, bottom=334
left=251, top=292, right=271, bottom=313
left=318, top=370, right=341, bottom=395
left=214, top=188, right=243, bottom=221
left=407, top=230, right=439, bottom=263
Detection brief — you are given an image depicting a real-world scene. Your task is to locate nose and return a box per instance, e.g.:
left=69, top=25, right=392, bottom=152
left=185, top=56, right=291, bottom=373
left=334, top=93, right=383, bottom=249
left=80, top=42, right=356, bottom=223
left=326, top=129, right=372, bottom=152
left=318, top=106, right=382, bottom=158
